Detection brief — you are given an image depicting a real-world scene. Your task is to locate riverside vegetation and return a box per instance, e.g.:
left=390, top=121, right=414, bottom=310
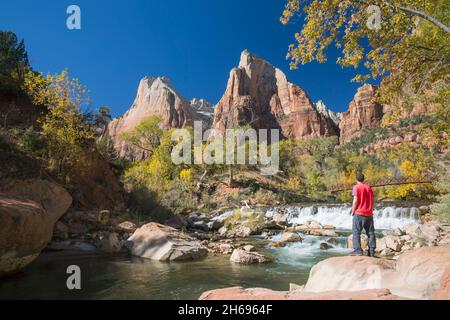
left=0, top=0, right=449, bottom=300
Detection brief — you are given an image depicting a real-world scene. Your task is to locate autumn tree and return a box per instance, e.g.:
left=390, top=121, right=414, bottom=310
left=281, top=0, right=449, bottom=113
left=22, top=69, right=93, bottom=174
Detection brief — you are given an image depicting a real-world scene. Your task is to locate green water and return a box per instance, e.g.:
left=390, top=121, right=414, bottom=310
left=0, top=234, right=352, bottom=300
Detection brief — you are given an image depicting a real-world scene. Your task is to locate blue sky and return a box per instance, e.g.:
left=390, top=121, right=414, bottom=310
left=1, top=0, right=366, bottom=117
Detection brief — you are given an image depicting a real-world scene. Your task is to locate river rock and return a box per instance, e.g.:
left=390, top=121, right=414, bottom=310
left=219, top=243, right=234, bottom=255
left=199, top=287, right=404, bottom=300
left=347, top=234, right=368, bottom=250
left=419, top=205, right=430, bottom=215
left=164, top=215, right=188, bottom=230
left=53, top=221, right=69, bottom=240
left=207, top=219, right=224, bottom=231
left=271, top=213, right=288, bottom=226
left=384, top=235, right=405, bottom=252
left=126, top=223, right=207, bottom=261
left=303, top=247, right=450, bottom=300
left=326, top=238, right=340, bottom=246
left=279, top=232, right=302, bottom=243
left=403, top=223, right=441, bottom=245
left=243, top=245, right=256, bottom=252
left=305, top=219, right=322, bottom=229
left=0, top=180, right=72, bottom=277
left=320, top=242, right=333, bottom=250
left=98, top=232, right=122, bottom=253
left=438, top=234, right=450, bottom=246
left=47, top=241, right=97, bottom=252
left=218, top=226, right=228, bottom=237
left=192, top=220, right=209, bottom=231
left=230, top=249, right=272, bottom=264
left=116, top=221, right=137, bottom=233
left=264, top=219, right=285, bottom=230
left=307, top=229, right=341, bottom=237
left=289, top=283, right=305, bottom=291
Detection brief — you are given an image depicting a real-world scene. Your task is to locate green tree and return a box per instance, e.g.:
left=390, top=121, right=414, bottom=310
left=0, top=31, right=29, bottom=82
left=120, top=115, right=163, bottom=155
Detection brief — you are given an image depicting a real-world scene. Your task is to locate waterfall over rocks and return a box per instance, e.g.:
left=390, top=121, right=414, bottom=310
left=265, top=205, right=419, bottom=230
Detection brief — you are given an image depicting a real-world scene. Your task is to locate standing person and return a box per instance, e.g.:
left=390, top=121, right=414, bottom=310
left=349, top=172, right=376, bottom=257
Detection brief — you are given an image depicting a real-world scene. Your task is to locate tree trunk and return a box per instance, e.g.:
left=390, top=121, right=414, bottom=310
left=228, top=166, right=234, bottom=187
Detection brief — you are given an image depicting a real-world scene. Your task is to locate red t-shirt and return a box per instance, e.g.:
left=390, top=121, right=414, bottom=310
left=352, top=183, right=374, bottom=217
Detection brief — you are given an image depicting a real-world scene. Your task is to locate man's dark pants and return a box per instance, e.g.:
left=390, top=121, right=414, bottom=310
left=352, top=214, right=376, bottom=254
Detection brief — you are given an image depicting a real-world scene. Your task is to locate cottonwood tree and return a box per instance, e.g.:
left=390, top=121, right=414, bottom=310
left=22, top=69, right=93, bottom=174
left=281, top=0, right=449, bottom=116
left=120, top=115, right=163, bottom=155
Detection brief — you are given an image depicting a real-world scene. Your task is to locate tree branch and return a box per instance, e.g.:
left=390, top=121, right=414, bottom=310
left=382, top=1, right=450, bottom=34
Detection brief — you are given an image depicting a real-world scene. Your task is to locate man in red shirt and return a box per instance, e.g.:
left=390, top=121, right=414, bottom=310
left=350, top=172, right=376, bottom=257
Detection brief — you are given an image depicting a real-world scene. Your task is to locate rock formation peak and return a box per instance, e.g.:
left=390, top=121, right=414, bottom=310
left=212, top=50, right=340, bottom=140
left=106, top=76, right=212, bottom=160
left=339, top=84, right=384, bottom=144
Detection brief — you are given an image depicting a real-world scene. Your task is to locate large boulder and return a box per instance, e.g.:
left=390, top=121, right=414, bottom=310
left=126, top=222, right=207, bottom=261
left=199, top=287, right=404, bottom=300
left=0, top=180, right=72, bottom=276
left=404, top=223, right=441, bottom=245
left=303, top=247, right=450, bottom=299
left=432, top=267, right=450, bottom=300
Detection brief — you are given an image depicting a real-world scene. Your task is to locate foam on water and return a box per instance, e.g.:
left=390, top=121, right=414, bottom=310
left=265, top=205, right=419, bottom=230
left=269, top=234, right=352, bottom=267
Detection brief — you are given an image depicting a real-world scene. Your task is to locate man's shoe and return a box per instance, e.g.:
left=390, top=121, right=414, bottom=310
left=368, top=251, right=378, bottom=258
left=349, top=250, right=363, bottom=256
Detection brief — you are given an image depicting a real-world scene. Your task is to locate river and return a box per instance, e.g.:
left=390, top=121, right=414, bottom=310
left=0, top=205, right=419, bottom=300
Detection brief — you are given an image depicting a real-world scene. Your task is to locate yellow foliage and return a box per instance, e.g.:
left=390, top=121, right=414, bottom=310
left=286, top=176, right=301, bottom=190
left=180, top=168, right=193, bottom=188
left=22, top=69, right=93, bottom=172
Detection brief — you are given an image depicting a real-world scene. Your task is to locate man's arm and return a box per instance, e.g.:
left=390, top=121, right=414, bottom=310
left=352, top=195, right=358, bottom=215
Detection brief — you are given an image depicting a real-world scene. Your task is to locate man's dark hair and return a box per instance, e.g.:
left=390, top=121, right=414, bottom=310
left=356, top=172, right=365, bottom=182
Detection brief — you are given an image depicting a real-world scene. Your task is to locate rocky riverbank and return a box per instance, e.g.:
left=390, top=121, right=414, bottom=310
left=200, top=246, right=450, bottom=300
left=2, top=182, right=449, bottom=301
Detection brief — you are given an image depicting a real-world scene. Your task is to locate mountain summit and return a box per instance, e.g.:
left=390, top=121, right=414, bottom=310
left=106, top=76, right=212, bottom=159
left=212, top=50, right=340, bottom=139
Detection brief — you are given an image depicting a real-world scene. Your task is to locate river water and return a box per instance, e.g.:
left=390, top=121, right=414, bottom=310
left=0, top=205, right=418, bottom=300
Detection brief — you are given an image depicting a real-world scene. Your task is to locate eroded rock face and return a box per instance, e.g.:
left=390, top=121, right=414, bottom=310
left=339, top=84, right=384, bottom=144
left=0, top=180, right=72, bottom=276
left=212, top=50, right=339, bottom=140
left=304, top=247, right=450, bottom=300
left=126, top=222, right=207, bottom=261
left=107, top=77, right=212, bottom=160
left=432, top=266, right=450, bottom=300
left=199, top=287, right=404, bottom=300
left=68, top=149, right=125, bottom=210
